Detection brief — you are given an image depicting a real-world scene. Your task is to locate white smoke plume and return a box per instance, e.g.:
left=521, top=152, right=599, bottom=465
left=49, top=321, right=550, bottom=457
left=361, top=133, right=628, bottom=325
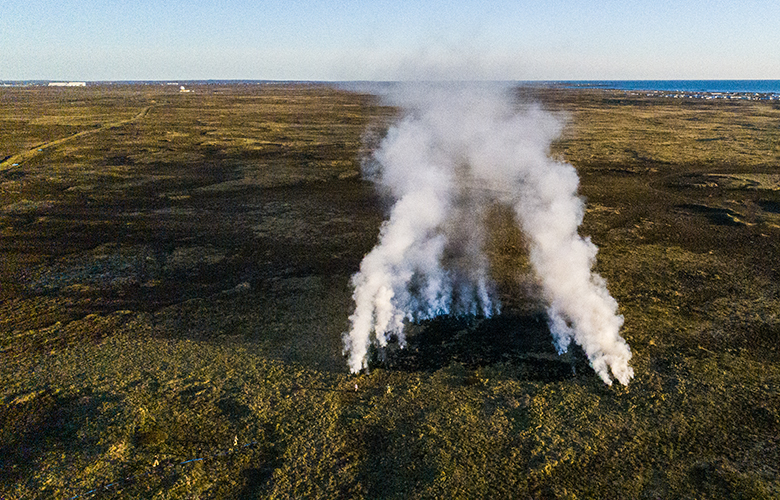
left=344, top=83, right=633, bottom=386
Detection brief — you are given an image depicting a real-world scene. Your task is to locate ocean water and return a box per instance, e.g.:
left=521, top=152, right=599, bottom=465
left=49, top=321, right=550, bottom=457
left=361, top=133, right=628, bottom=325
left=556, top=80, right=780, bottom=94
left=5, top=80, right=779, bottom=97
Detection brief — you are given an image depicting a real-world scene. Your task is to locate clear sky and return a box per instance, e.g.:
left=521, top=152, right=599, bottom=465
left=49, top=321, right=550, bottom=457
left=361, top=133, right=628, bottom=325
left=2, top=0, right=778, bottom=81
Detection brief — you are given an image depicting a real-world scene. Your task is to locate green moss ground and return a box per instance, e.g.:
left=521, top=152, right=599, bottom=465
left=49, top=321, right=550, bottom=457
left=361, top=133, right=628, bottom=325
left=1, top=84, right=778, bottom=498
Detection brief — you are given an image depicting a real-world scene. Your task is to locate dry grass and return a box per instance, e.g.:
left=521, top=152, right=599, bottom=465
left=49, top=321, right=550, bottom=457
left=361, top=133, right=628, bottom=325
left=1, top=83, right=779, bottom=498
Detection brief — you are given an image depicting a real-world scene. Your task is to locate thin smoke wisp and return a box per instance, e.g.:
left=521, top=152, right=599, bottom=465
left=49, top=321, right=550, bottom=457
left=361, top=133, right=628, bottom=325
left=343, top=84, right=633, bottom=386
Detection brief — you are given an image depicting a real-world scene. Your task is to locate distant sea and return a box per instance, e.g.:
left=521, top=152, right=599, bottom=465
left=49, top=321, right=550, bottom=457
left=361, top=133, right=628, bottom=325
left=4, top=79, right=779, bottom=95
left=554, top=80, right=780, bottom=94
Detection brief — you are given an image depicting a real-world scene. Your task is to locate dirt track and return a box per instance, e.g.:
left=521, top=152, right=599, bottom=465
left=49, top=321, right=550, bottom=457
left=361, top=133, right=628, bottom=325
left=0, top=104, right=154, bottom=171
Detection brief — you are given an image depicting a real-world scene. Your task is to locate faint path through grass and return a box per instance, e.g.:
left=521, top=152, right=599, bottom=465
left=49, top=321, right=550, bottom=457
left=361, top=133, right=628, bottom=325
left=0, top=105, right=155, bottom=172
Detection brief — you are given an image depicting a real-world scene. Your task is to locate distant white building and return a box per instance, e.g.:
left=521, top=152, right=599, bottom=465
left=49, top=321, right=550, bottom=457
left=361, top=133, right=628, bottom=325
left=48, top=82, right=86, bottom=87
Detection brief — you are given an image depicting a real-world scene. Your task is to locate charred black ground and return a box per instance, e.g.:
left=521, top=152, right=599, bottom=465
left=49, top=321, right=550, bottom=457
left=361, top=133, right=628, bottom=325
left=369, top=313, right=585, bottom=383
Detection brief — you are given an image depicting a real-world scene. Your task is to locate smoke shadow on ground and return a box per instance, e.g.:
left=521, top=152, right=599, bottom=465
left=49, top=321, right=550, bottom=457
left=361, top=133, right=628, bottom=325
left=373, top=312, right=589, bottom=382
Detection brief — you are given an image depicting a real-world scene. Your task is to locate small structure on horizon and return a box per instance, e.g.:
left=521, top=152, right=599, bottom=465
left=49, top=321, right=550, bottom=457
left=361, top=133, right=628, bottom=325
left=179, top=85, right=191, bottom=93
left=48, top=82, right=86, bottom=87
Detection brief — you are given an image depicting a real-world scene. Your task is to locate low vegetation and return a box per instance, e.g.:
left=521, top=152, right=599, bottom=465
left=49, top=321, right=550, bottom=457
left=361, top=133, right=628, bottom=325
left=1, top=83, right=778, bottom=498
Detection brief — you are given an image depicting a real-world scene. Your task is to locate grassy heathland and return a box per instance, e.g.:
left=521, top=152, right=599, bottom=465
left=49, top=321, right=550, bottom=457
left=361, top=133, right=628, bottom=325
left=1, top=83, right=778, bottom=499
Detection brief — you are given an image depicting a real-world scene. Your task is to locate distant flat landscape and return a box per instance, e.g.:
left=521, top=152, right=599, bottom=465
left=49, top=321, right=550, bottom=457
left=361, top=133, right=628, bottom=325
left=1, top=82, right=778, bottom=498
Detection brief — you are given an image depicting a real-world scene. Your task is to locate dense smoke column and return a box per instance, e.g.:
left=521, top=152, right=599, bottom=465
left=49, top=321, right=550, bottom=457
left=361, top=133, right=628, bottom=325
left=510, top=145, right=634, bottom=386
left=344, top=84, right=633, bottom=385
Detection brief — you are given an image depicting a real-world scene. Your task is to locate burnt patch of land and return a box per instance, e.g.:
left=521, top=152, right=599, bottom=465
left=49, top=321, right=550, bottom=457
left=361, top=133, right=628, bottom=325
left=377, top=312, right=584, bottom=383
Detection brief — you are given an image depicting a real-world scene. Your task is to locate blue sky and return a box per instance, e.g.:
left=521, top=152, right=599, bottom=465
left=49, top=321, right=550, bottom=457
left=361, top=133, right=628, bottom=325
left=2, top=0, right=778, bottom=81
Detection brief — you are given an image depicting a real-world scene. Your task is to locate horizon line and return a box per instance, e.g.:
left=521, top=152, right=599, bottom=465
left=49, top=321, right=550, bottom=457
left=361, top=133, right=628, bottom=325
left=3, top=78, right=780, bottom=83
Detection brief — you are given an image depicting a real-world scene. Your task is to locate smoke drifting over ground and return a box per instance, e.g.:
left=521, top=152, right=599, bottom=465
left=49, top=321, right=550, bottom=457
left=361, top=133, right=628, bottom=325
left=344, top=84, right=633, bottom=386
